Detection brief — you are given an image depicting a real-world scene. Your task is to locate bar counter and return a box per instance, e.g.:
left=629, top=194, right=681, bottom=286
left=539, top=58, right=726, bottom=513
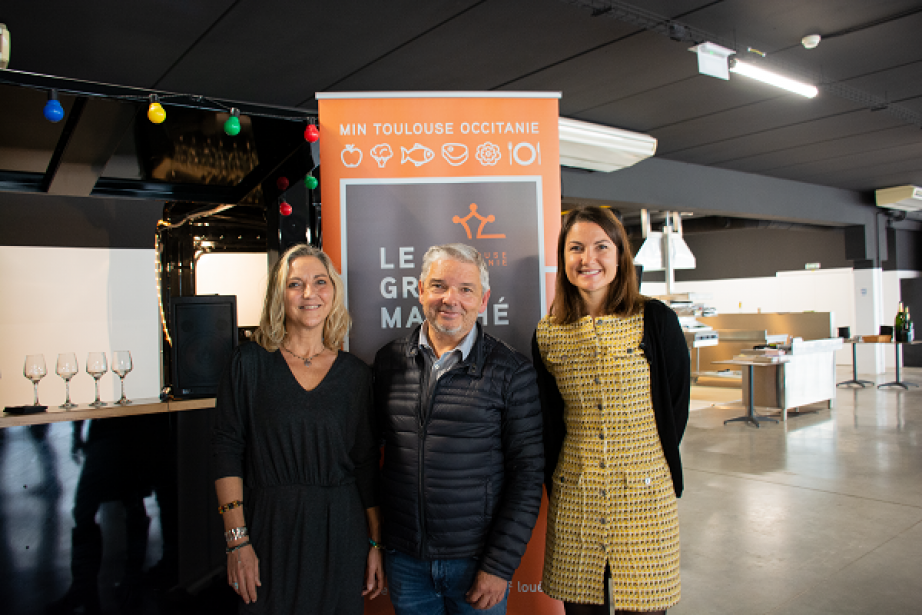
left=1, top=397, right=215, bottom=428
left=2, top=396, right=227, bottom=613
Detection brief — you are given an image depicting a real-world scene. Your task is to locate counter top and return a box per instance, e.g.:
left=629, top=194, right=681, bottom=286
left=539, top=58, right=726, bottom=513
left=1, top=397, right=215, bottom=428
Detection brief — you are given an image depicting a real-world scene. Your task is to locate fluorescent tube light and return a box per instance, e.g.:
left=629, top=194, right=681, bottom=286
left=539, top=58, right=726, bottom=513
left=558, top=117, right=657, bottom=172
left=690, top=42, right=735, bottom=80
left=729, top=59, right=818, bottom=98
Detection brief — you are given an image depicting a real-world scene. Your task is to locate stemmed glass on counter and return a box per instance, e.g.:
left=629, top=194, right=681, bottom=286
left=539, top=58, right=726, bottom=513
left=56, top=353, right=79, bottom=409
left=86, top=352, right=108, bottom=408
left=113, top=351, right=133, bottom=405
left=24, top=354, right=47, bottom=406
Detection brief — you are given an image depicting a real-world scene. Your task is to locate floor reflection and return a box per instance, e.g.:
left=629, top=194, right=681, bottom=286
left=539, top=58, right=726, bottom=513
left=2, top=417, right=233, bottom=615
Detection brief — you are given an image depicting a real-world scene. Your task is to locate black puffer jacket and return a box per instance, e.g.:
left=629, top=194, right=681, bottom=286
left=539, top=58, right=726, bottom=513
left=373, top=324, right=544, bottom=581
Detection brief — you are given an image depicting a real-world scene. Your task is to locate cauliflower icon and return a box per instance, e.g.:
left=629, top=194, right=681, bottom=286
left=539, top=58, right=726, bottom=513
left=370, top=143, right=393, bottom=168
left=475, top=142, right=502, bottom=166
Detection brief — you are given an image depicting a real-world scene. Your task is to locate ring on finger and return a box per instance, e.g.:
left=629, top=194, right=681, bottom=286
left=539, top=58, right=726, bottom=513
left=234, top=582, right=239, bottom=589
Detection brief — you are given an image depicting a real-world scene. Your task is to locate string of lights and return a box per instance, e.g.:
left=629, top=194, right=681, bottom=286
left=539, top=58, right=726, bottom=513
left=0, top=67, right=321, bottom=132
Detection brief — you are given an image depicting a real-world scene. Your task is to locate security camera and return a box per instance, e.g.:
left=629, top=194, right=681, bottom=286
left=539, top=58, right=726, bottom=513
left=801, top=34, right=821, bottom=49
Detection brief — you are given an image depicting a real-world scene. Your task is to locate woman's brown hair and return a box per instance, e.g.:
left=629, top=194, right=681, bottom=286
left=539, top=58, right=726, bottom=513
left=550, top=205, right=644, bottom=324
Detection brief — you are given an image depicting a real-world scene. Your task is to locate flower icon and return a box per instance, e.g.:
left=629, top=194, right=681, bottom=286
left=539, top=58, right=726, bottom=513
left=475, top=142, right=502, bottom=166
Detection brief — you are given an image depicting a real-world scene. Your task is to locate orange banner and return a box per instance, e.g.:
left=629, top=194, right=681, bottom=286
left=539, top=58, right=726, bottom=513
left=317, top=92, right=562, bottom=614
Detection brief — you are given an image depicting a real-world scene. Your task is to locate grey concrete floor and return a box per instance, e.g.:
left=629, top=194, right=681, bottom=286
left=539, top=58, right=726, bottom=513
left=673, top=366, right=922, bottom=615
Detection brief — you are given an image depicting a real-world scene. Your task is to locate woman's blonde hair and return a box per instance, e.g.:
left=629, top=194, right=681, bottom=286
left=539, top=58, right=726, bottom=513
left=252, top=244, right=351, bottom=352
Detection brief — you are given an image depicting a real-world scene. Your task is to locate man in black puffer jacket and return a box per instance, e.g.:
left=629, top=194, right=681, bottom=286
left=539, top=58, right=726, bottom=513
left=374, top=243, right=543, bottom=614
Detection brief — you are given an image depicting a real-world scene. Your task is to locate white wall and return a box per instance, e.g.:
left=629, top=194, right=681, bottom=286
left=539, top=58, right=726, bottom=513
left=195, top=252, right=268, bottom=327
left=640, top=267, right=915, bottom=372
left=0, top=247, right=161, bottom=407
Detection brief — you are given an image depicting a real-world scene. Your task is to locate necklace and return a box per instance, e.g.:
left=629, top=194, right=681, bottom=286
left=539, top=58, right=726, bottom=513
left=283, top=345, right=325, bottom=367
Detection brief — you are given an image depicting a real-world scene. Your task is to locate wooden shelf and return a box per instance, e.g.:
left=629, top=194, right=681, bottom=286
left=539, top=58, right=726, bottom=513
left=1, top=397, right=215, bottom=428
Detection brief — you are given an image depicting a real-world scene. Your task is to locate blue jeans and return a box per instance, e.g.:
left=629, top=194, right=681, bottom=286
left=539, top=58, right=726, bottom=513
left=386, top=550, right=509, bottom=615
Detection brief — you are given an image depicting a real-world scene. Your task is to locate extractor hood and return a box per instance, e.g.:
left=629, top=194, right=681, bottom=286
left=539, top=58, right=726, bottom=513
left=634, top=232, right=696, bottom=271
left=876, top=185, right=922, bottom=212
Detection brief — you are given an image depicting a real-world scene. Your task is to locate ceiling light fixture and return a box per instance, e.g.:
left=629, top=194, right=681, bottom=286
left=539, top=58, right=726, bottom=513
left=558, top=117, right=657, bottom=172
left=729, top=58, right=818, bottom=98
left=43, top=89, right=64, bottom=122
left=148, top=94, right=166, bottom=123
left=876, top=185, right=922, bottom=212
left=224, top=108, right=241, bottom=136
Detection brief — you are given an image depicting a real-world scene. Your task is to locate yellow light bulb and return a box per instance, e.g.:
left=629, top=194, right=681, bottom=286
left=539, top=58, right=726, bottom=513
left=148, top=101, right=166, bottom=124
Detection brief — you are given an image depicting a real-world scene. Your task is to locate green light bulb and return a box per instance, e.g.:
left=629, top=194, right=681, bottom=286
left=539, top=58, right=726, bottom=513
left=224, top=115, right=241, bottom=136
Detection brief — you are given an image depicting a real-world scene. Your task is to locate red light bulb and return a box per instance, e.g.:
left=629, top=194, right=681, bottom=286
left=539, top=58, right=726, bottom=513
left=276, top=177, right=289, bottom=191
left=304, top=124, right=320, bottom=142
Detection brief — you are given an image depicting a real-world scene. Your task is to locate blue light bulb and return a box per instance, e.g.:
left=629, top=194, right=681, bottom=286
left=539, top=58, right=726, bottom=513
left=43, top=98, right=64, bottom=122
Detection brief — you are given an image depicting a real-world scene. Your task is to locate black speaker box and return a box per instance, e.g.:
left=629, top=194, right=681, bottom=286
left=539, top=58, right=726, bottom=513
left=170, top=296, right=238, bottom=398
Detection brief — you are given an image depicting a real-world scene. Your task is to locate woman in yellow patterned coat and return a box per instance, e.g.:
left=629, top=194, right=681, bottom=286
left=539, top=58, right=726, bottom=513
left=533, top=206, right=689, bottom=615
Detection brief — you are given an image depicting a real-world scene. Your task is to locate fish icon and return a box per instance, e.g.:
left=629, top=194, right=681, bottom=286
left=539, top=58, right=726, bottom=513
left=401, top=143, right=435, bottom=167
left=441, top=143, right=469, bottom=166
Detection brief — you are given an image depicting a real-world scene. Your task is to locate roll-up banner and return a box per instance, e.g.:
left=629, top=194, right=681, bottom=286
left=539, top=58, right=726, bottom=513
left=316, top=92, right=562, bottom=614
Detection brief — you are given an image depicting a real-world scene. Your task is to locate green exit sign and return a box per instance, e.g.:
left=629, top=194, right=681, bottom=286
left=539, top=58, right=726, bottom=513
left=805, top=263, right=821, bottom=270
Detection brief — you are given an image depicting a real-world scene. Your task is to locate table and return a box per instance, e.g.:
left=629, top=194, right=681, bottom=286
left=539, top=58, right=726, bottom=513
left=714, top=358, right=791, bottom=428
left=878, top=340, right=921, bottom=390
left=837, top=340, right=875, bottom=388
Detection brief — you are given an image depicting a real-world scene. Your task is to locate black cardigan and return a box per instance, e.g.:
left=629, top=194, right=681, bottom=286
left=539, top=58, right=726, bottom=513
left=533, top=298, right=690, bottom=497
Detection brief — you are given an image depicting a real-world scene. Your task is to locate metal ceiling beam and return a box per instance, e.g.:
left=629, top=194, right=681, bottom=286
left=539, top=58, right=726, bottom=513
left=40, top=96, right=87, bottom=193
left=45, top=98, right=139, bottom=197
left=231, top=141, right=313, bottom=204
left=90, top=177, right=236, bottom=203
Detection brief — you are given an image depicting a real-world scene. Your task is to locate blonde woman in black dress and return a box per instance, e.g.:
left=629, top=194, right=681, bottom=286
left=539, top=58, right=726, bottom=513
left=213, top=244, right=384, bottom=614
left=533, top=207, right=689, bottom=615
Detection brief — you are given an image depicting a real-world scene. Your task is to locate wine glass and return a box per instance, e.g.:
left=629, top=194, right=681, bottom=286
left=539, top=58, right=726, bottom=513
left=86, top=352, right=108, bottom=408
left=113, top=351, right=133, bottom=405
left=56, top=353, right=79, bottom=409
left=24, top=354, right=47, bottom=406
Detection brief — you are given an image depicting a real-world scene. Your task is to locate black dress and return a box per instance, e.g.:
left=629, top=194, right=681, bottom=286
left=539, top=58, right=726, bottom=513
left=212, top=343, right=379, bottom=615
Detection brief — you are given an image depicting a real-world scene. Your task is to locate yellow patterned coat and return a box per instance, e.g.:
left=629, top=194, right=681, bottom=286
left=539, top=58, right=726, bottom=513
left=534, top=308, right=683, bottom=608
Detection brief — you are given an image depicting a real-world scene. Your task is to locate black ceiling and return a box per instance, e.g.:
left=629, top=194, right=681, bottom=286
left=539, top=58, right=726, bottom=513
left=1, top=0, right=921, bottom=197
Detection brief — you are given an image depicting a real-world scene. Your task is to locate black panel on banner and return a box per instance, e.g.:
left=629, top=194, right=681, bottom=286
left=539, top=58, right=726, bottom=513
left=170, top=296, right=238, bottom=398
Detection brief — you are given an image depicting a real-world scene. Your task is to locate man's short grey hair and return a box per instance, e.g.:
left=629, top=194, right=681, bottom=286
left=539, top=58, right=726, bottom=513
left=419, top=243, right=490, bottom=292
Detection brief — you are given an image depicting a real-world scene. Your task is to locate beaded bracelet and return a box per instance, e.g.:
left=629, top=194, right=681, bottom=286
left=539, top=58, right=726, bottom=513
left=218, top=500, right=243, bottom=515
left=224, top=526, right=248, bottom=543
left=226, top=540, right=251, bottom=555
left=368, top=538, right=385, bottom=550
